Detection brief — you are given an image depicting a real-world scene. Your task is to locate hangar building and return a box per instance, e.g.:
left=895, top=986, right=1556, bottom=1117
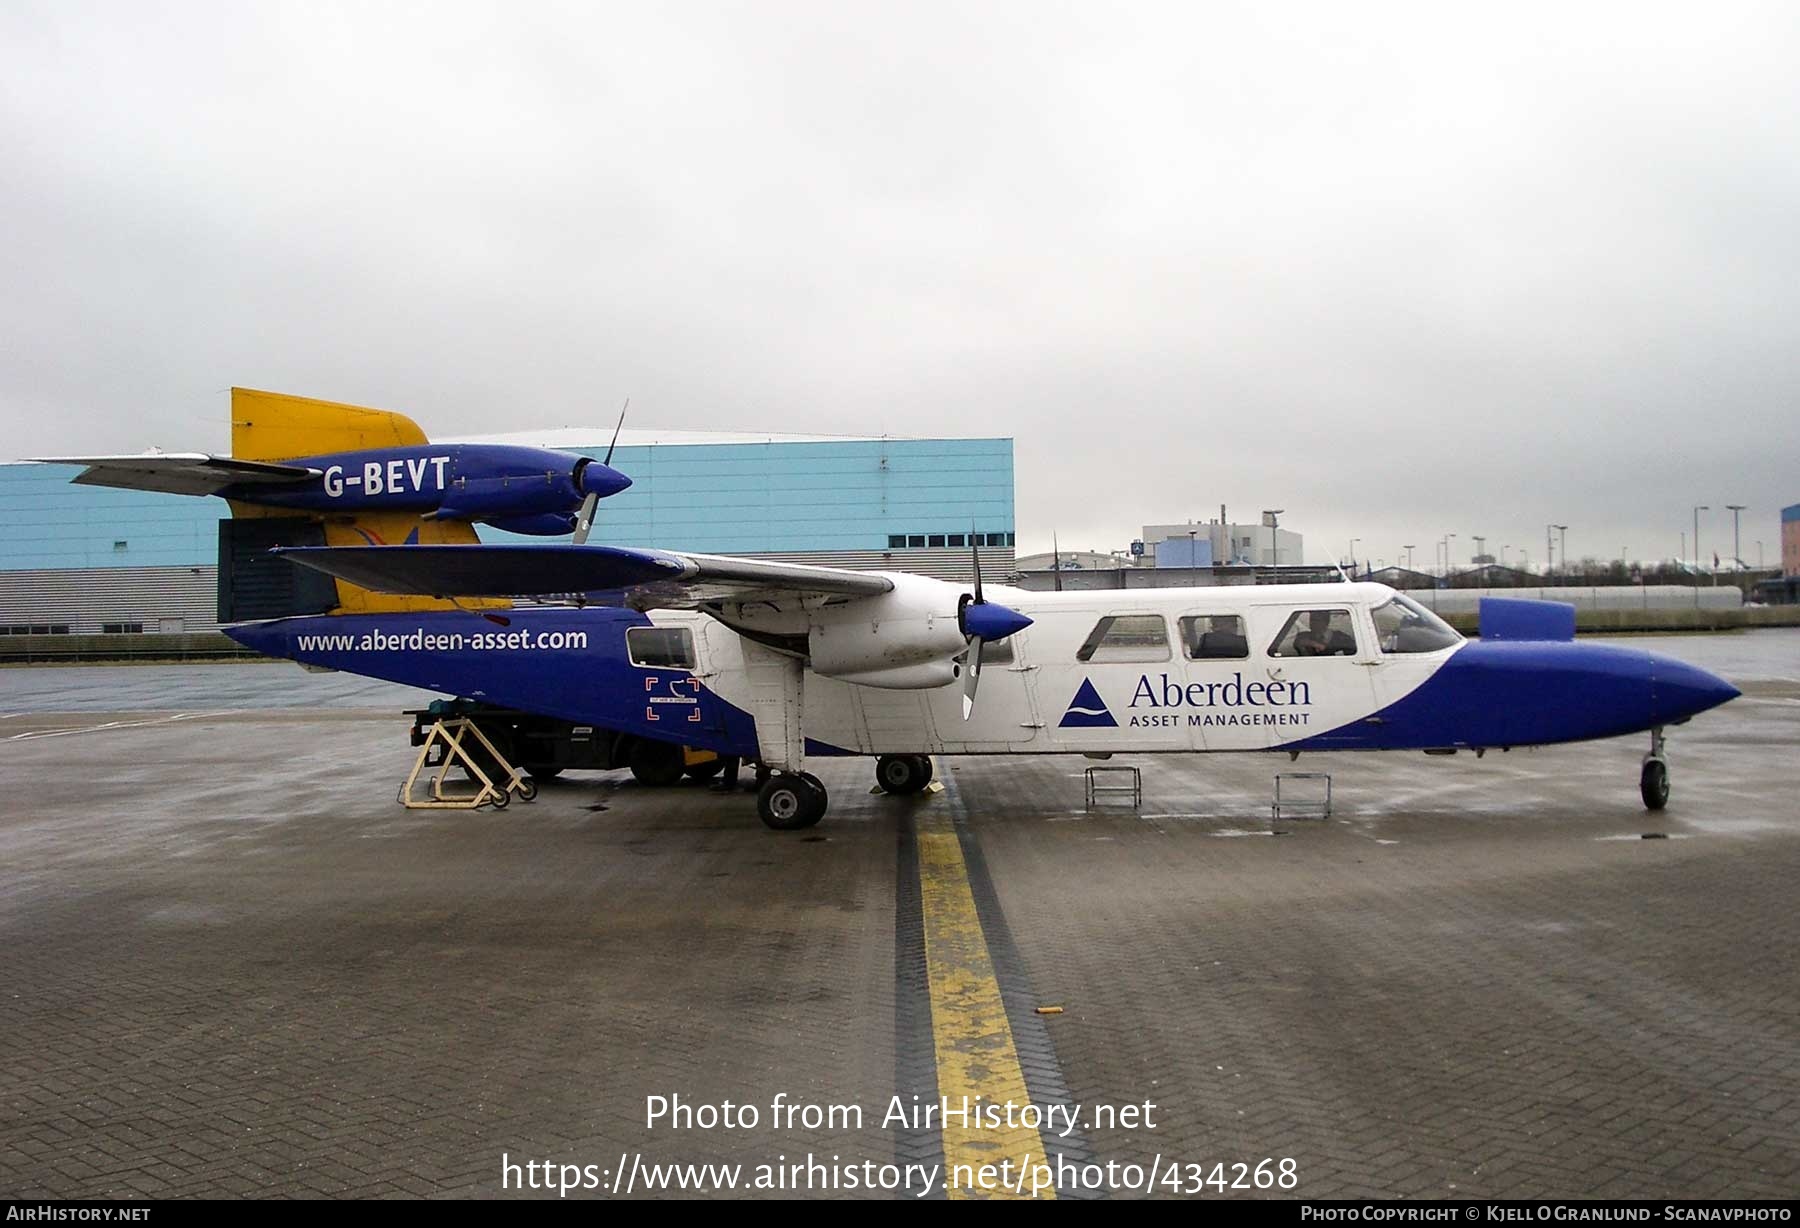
left=0, top=429, right=1014, bottom=637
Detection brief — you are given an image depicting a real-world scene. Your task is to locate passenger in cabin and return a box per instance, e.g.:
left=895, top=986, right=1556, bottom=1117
left=1194, top=616, right=1248, bottom=660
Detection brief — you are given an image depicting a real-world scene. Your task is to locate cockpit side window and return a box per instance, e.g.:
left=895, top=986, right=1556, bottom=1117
left=1370, top=594, right=1463, bottom=654
left=1268, top=609, right=1358, bottom=658
left=1178, top=614, right=1249, bottom=660
left=1076, top=614, right=1171, bottom=663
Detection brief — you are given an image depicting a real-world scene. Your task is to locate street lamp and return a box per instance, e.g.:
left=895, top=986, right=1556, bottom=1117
left=1726, top=504, right=1746, bottom=570
left=1692, top=505, right=1709, bottom=606
left=1501, top=544, right=1510, bottom=566
left=1403, top=544, right=1415, bottom=573
left=1348, top=537, right=1360, bottom=570
left=1262, top=510, right=1284, bottom=569
left=1545, top=524, right=1555, bottom=574
left=1554, top=525, right=1569, bottom=580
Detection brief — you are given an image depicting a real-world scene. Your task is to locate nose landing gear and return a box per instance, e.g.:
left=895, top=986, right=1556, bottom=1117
left=1640, top=725, right=1670, bottom=811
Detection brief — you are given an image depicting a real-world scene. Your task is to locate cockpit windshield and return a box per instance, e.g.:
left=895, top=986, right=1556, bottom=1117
left=1370, top=593, right=1462, bottom=654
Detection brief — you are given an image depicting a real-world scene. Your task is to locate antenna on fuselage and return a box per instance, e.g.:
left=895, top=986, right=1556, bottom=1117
left=573, top=398, right=629, bottom=546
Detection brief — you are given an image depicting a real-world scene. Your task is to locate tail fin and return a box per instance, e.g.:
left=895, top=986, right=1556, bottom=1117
left=230, top=387, right=428, bottom=461
left=219, top=388, right=500, bottom=620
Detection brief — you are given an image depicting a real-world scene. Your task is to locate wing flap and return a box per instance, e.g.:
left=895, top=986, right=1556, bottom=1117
left=274, top=544, right=895, bottom=605
left=32, top=453, right=318, bottom=496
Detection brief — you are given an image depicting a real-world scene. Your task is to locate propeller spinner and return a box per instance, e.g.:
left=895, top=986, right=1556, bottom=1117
left=957, top=536, right=1031, bottom=719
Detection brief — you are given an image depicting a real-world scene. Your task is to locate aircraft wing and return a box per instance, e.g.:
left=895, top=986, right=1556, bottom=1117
left=31, top=453, right=319, bottom=496
left=275, top=543, right=896, bottom=606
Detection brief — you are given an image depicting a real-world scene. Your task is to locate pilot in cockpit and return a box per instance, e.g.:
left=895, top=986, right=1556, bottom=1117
left=1294, top=610, right=1355, bottom=657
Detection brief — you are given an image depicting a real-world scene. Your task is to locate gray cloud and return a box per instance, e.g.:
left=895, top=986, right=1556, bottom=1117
left=4, top=1, right=1797, bottom=566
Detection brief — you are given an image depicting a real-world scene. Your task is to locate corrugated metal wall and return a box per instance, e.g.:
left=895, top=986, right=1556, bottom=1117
left=0, top=566, right=220, bottom=634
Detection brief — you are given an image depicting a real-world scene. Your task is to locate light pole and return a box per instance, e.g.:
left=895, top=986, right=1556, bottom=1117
left=1726, top=504, right=1746, bottom=570
left=1692, top=505, right=1709, bottom=606
left=1403, top=544, right=1415, bottom=574
left=1554, top=524, right=1569, bottom=581
left=1501, top=544, right=1509, bottom=566
left=1445, top=532, right=1456, bottom=575
left=1348, top=538, right=1360, bottom=571
left=1262, top=510, right=1283, bottom=569
left=1545, top=524, right=1555, bottom=575
left=1757, top=540, right=1764, bottom=570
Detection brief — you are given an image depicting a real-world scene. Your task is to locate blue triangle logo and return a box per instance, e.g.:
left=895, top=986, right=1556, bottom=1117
left=1059, top=678, right=1117, bottom=728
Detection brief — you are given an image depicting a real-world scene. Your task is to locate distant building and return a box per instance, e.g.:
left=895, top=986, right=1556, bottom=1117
left=1013, top=549, right=1135, bottom=572
left=1785, top=504, right=1799, bottom=576
left=1141, top=519, right=1303, bottom=568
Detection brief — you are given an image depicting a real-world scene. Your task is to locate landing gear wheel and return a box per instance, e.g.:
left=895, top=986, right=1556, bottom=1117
left=684, top=759, right=725, bottom=782
left=757, top=772, right=829, bottom=830
left=1640, top=759, right=1670, bottom=811
left=628, top=740, right=686, bottom=787
left=875, top=754, right=933, bottom=795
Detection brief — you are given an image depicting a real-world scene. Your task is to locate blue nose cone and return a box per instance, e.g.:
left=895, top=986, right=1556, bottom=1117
left=963, top=601, right=1032, bottom=642
left=1650, top=656, right=1740, bottom=725
left=579, top=460, right=632, bottom=499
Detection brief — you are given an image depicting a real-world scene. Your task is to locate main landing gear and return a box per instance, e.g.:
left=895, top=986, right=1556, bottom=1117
left=756, top=772, right=828, bottom=830
left=1640, top=725, right=1670, bottom=811
left=874, top=754, right=934, bottom=795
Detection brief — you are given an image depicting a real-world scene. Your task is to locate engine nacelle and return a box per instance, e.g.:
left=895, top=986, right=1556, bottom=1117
left=806, top=574, right=971, bottom=688
left=484, top=512, right=580, bottom=536
left=824, top=660, right=962, bottom=690
left=224, top=444, right=630, bottom=528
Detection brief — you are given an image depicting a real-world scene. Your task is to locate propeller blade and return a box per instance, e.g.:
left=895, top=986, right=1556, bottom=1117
left=571, top=491, right=600, bottom=545
left=970, top=527, right=983, bottom=604
left=961, top=636, right=983, bottom=719
left=603, top=398, right=630, bottom=466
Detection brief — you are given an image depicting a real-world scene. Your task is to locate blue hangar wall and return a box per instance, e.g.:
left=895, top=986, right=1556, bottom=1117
left=0, top=436, right=1015, bottom=634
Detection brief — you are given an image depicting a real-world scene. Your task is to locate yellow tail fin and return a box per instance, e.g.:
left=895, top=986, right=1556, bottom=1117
left=230, top=387, right=429, bottom=461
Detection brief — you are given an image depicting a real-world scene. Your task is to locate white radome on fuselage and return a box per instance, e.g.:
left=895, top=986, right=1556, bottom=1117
left=662, top=580, right=1461, bottom=756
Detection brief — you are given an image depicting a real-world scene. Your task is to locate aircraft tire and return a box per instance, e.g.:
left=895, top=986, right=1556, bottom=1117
left=1640, top=759, right=1670, bottom=811
left=875, top=754, right=931, bottom=795
left=628, top=740, right=686, bottom=787
left=795, top=773, right=828, bottom=828
left=758, top=774, right=823, bottom=830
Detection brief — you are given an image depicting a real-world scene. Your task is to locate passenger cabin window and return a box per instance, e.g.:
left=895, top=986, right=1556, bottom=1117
left=1076, top=614, right=1171, bottom=663
left=1179, top=615, right=1249, bottom=660
left=626, top=625, right=696, bottom=669
left=1269, top=609, right=1358, bottom=658
left=1370, top=594, right=1462, bottom=654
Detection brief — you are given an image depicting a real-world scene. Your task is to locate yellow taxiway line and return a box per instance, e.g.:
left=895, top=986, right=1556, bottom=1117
left=915, top=803, right=1051, bottom=1200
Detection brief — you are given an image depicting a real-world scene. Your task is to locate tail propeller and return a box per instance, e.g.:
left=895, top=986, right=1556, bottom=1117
left=572, top=398, right=629, bottom=546
left=957, top=533, right=1032, bottom=719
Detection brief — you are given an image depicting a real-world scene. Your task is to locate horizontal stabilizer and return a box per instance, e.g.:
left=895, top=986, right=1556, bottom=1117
left=32, top=453, right=318, bottom=496
left=275, top=544, right=896, bottom=606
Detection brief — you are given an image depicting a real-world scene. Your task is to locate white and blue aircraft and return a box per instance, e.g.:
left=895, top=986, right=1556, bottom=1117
left=257, top=542, right=1738, bottom=828
left=46, top=390, right=1741, bottom=830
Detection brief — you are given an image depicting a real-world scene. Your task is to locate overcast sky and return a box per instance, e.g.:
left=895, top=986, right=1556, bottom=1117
left=4, top=2, right=1798, bottom=567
